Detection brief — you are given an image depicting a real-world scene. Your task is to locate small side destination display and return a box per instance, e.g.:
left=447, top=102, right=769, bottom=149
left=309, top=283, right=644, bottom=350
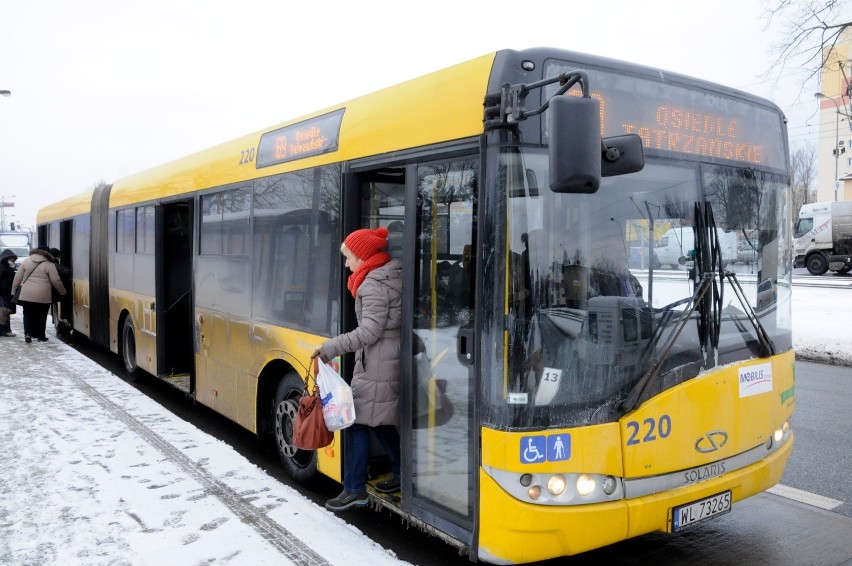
left=256, top=108, right=344, bottom=168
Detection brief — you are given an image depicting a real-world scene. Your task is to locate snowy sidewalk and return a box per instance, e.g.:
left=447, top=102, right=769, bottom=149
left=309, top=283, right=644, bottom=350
left=0, top=316, right=407, bottom=566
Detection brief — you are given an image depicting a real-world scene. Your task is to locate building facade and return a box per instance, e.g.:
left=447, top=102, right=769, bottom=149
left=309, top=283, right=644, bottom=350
left=815, top=28, right=852, bottom=202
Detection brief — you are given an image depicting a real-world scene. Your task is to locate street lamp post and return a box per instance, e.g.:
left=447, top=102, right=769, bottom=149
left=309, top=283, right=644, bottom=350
left=815, top=92, right=852, bottom=201
left=0, top=195, right=16, bottom=231
left=1, top=93, right=13, bottom=231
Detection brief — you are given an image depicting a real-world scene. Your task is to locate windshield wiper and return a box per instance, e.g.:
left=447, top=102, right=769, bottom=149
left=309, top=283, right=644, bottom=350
left=620, top=273, right=714, bottom=414
left=723, top=272, right=776, bottom=358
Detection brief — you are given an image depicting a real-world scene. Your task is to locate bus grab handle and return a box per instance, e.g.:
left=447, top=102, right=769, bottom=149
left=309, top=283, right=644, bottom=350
left=456, top=327, right=475, bottom=366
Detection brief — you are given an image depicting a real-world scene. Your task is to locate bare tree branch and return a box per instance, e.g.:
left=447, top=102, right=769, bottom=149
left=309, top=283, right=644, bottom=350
left=764, top=0, right=852, bottom=102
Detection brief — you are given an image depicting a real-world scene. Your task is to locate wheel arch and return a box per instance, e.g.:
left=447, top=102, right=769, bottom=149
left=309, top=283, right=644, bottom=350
left=116, top=308, right=131, bottom=356
left=257, top=358, right=300, bottom=442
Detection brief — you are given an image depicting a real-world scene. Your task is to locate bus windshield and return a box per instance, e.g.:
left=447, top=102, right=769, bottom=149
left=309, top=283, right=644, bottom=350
left=487, top=149, right=792, bottom=430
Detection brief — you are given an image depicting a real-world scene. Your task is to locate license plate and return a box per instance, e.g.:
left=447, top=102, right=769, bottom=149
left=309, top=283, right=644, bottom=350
left=671, top=491, right=731, bottom=531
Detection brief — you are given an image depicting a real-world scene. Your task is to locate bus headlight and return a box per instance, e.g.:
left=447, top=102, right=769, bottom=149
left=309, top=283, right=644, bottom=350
left=484, top=467, right=625, bottom=505
left=774, top=420, right=791, bottom=442
left=547, top=474, right=567, bottom=496
left=768, top=420, right=792, bottom=450
left=528, top=485, right=542, bottom=500
left=576, top=474, right=595, bottom=496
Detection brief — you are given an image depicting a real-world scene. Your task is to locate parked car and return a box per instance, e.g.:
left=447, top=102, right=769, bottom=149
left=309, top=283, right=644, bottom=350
left=737, top=241, right=757, bottom=264
left=756, top=278, right=776, bottom=310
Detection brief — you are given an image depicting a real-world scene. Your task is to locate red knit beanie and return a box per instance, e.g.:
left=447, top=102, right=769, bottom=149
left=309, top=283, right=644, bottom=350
left=344, top=227, right=389, bottom=260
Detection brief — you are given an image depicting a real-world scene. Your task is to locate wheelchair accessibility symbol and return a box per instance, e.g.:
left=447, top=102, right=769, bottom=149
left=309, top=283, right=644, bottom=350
left=520, top=434, right=571, bottom=464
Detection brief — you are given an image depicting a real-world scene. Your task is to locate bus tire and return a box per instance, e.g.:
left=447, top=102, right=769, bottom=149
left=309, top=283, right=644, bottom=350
left=121, top=316, right=139, bottom=379
left=806, top=253, right=829, bottom=276
left=273, top=372, right=320, bottom=487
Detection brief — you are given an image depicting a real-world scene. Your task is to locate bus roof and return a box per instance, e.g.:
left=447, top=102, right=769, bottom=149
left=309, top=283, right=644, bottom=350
left=37, top=188, right=97, bottom=225
left=105, top=52, right=496, bottom=210
left=39, top=46, right=788, bottom=224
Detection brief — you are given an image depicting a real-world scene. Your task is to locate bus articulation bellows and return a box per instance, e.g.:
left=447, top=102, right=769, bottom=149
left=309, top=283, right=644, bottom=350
left=37, top=47, right=794, bottom=564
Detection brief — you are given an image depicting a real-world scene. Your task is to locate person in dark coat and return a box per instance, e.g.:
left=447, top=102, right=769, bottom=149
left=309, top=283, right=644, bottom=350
left=49, top=247, right=72, bottom=334
left=312, top=226, right=403, bottom=512
left=11, top=246, right=66, bottom=343
left=0, top=248, right=18, bottom=337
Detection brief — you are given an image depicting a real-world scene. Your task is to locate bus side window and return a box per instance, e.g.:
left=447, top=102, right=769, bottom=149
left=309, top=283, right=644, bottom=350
left=386, top=220, right=403, bottom=260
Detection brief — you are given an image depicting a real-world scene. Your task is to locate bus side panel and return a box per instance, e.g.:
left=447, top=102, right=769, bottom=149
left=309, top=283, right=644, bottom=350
left=110, top=287, right=158, bottom=376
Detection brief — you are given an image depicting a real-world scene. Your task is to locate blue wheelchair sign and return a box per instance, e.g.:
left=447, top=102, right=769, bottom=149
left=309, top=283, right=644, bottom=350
left=520, top=433, right=571, bottom=464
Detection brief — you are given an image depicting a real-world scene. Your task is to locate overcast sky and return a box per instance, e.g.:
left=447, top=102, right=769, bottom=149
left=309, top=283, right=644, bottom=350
left=0, top=0, right=841, bottom=231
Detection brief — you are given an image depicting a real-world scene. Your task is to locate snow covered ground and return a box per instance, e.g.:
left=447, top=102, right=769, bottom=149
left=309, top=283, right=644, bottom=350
left=0, top=317, right=407, bottom=566
left=0, top=280, right=849, bottom=565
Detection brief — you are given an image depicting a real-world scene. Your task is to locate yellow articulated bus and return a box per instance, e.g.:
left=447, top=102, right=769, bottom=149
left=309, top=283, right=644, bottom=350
left=38, top=47, right=794, bottom=563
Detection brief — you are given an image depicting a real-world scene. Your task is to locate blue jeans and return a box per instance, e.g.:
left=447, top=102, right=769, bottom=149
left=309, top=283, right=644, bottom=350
left=343, top=423, right=401, bottom=493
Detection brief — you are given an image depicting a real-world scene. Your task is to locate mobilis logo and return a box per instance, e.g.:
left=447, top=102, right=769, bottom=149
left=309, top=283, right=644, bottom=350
left=739, top=362, right=772, bottom=398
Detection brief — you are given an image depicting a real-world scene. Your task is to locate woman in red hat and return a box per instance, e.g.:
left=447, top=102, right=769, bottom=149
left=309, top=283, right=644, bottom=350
left=312, top=226, right=403, bottom=512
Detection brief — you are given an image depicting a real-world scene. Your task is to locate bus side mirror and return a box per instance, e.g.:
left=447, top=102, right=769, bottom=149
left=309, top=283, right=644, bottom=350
left=601, top=134, right=645, bottom=177
left=548, top=96, right=646, bottom=193
left=548, top=95, right=601, bottom=193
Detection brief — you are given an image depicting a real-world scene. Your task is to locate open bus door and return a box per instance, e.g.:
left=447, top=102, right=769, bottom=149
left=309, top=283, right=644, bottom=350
left=155, top=200, right=194, bottom=393
left=351, top=155, right=479, bottom=545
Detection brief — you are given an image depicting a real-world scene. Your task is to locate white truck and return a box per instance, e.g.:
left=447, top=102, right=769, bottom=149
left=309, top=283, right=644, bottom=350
left=653, top=226, right=738, bottom=268
left=793, top=201, right=852, bottom=275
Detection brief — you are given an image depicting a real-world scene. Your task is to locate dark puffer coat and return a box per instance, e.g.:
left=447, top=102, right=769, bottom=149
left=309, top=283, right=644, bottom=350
left=317, top=260, right=402, bottom=427
left=0, top=249, right=17, bottom=305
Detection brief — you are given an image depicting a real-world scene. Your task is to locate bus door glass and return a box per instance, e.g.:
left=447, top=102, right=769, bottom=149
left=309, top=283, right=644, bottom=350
left=410, top=157, right=477, bottom=522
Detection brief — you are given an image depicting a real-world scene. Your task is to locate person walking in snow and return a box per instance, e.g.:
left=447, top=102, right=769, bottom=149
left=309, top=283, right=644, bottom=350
left=11, top=245, right=66, bottom=343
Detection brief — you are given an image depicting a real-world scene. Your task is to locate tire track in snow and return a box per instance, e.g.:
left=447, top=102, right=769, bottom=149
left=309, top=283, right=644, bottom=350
left=44, top=356, right=331, bottom=566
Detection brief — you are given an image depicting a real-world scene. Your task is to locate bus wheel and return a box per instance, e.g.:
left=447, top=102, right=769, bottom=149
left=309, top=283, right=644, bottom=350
left=121, top=317, right=139, bottom=378
left=806, top=253, right=829, bottom=276
left=273, top=372, right=320, bottom=487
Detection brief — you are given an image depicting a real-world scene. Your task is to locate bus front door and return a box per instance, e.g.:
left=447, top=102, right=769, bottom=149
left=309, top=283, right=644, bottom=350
left=407, top=157, right=477, bottom=540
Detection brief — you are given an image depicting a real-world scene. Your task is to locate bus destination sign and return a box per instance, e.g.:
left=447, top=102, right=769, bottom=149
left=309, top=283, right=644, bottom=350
left=620, top=106, right=762, bottom=165
left=256, top=108, right=345, bottom=168
left=544, top=61, right=787, bottom=171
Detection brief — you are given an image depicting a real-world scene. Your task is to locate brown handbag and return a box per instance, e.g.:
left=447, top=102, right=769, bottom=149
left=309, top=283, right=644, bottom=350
left=293, top=364, right=333, bottom=450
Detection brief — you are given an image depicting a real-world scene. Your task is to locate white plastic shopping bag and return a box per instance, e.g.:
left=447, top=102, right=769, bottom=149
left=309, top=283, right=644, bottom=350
left=316, top=359, right=356, bottom=431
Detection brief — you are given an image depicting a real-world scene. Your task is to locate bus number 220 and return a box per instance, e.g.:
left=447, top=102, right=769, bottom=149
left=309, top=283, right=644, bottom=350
left=626, top=414, right=672, bottom=446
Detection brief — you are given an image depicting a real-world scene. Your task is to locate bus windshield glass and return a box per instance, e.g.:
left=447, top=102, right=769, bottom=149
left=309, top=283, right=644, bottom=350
left=486, top=148, right=792, bottom=430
